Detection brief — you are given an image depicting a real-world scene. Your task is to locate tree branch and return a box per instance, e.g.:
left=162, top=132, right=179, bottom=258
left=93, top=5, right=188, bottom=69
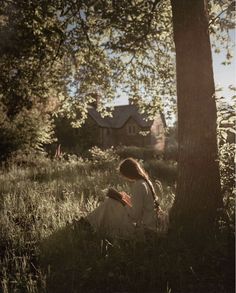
left=209, top=1, right=235, bottom=26
left=79, top=10, right=92, bottom=48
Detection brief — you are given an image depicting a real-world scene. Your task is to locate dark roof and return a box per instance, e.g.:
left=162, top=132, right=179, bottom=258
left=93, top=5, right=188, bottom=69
left=88, top=104, right=154, bottom=128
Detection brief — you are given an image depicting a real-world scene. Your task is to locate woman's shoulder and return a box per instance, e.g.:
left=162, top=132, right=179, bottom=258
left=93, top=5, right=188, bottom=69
left=132, top=179, right=148, bottom=190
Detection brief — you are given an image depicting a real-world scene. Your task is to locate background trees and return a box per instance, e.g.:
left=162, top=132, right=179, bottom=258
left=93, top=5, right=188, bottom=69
left=0, top=0, right=66, bottom=159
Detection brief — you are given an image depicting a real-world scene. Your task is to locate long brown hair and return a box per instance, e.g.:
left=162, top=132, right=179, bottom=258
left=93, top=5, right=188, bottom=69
left=119, top=158, right=156, bottom=199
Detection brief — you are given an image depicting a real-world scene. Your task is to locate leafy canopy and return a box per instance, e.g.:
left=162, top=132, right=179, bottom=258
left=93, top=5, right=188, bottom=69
left=0, top=0, right=235, bottom=157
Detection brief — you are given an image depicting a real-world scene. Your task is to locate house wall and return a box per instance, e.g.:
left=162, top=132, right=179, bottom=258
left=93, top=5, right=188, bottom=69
left=85, top=116, right=103, bottom=147
left=89, top=113, right=165, bottom=150
left=101, top=117, right=152, bottom=148
left=100, top=127, right=114, bottom=148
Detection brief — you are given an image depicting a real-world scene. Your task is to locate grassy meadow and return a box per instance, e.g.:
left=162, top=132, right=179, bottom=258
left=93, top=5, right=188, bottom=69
left=0, top=148, right=234, bottom=293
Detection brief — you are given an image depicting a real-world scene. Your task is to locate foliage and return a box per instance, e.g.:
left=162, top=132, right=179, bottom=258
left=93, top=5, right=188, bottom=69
left=53, top=115, right=100, bottom=155
left=0, top=0, right=65, bottom=160
left=0, top=0, right=235, bottom=160
left=217, top=97, right=235, bottom=232
left=144, top=159, right=177, bottom=184
left=62, top=0, right=176, bottom=120
left=116, top=146, right=162, bottom=160
left=217, top=97, right=235, bottom=193
left=87, top=146, right=119, bottom=169
left=0, top=0, right=65, bottom=114
left=208, top=0, right=235, bottom=64
left=1, top=0, right=234, bottom=122
left=0, top=104, right=55, bottom=161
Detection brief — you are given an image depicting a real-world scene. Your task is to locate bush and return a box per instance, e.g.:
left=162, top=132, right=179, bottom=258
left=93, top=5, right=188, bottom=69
left=7, top=149, right=51, bottom=168
left=0, top=104, right=55, bottom=162
left=144, top=159, right=177, bottom=184
left=116, top=146, right=162, bottom=160
left=87, top=146, right=119, bottom=170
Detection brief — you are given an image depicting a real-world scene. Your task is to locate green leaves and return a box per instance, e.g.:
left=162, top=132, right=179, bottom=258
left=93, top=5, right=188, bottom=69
left=0, top=0, right=234, bottom=159
left=217, top=96, right=235, bottom=195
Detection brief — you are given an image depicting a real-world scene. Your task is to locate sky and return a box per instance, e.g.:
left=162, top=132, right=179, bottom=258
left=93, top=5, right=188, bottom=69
left=213, top=30, right=236, bottom=103
left=114, top=30, right=236, bottom=106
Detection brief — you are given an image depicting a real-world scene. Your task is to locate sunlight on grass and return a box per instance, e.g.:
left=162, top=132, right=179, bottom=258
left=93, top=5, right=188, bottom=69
left=0, top=149, right=233, bottom=293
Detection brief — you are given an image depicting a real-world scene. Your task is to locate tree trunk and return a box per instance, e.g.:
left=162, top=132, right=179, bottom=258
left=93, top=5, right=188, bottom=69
left=170, top=0, right=222, bottom=237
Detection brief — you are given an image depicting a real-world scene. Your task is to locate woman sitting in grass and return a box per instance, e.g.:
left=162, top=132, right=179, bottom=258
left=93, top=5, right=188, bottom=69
left=85, top=157, right=163, bottom=238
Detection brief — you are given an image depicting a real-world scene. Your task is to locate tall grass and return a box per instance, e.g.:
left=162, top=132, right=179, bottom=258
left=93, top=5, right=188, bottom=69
left=0, top=151, right=234, bottom=293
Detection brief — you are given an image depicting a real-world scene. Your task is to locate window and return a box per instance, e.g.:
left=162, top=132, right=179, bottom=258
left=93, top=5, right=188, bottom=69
left=127, top=124, right=137, bottom=135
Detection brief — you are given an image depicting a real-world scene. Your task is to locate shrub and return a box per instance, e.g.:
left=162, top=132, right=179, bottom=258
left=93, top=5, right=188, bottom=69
left=0, top=104, right=55, bottom=162
left=7, top=149, right=51, bottom=168
left=144, top=159, right=177, bottom=184
left=87, top=146, right=119, bottom=170
left=116, top=146, right=162, bottom=160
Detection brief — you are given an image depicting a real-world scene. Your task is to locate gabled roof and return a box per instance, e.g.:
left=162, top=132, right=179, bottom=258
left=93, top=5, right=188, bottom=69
left=88, top=104, right=154, bottom=128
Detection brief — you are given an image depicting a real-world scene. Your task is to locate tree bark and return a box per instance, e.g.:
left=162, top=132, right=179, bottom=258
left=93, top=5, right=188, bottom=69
left=170, top=0, right=222, bottom=237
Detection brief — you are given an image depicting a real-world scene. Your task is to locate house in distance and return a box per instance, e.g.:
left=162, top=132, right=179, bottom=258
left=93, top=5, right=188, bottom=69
left=88, top=98, right=166, bottom=151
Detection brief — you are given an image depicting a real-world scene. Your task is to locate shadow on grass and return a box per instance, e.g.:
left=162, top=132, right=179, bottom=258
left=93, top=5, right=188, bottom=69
left=41, top=220, right=234, bottom=293
left=40, top=221, right=171, bottom=293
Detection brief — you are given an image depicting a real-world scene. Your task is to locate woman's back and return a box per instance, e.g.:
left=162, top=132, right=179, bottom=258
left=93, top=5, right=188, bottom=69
left=86, top=158, right=159, bottom=237
left=130, top=179, right=156, bottom=231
